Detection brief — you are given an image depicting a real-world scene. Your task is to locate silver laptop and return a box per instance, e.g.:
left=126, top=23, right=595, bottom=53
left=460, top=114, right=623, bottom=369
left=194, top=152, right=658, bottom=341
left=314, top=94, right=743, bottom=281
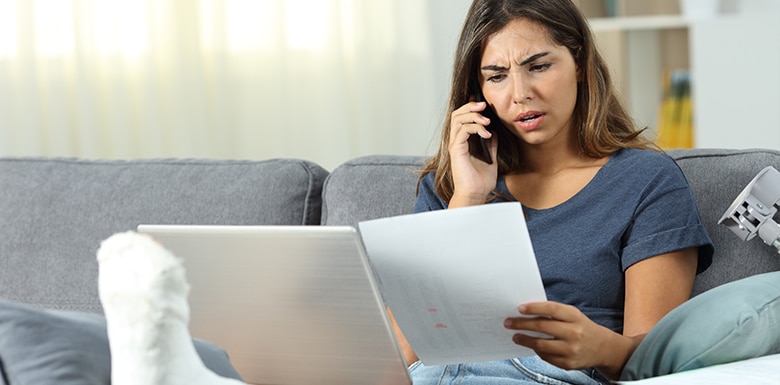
left=137, top=224, right=411, bottom=385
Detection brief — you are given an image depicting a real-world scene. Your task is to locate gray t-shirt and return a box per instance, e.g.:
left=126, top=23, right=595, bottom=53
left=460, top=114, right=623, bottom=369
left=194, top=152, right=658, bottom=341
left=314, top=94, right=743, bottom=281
left=414, top=148, right=714, bottom=332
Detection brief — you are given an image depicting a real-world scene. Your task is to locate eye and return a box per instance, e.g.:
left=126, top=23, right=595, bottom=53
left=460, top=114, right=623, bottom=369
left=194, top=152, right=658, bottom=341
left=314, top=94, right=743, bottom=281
left=529, top=63, right=551, bottom=72
left=486, top=73, right=507, bottom=83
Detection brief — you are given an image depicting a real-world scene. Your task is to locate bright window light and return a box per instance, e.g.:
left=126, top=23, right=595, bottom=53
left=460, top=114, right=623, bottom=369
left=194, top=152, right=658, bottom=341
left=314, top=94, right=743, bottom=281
left=90, top=0, right=150, bottom=57
left=212, top=0, right=331, bottom=53
left=284, top=0, right=329, bottom=50
left=223, top=0, right=279, bottom=52
left=199, top=0, right=217, bottom=51
left=0, top=0, right=17, bottom=58
left=34, top=0, right=75, bottom=56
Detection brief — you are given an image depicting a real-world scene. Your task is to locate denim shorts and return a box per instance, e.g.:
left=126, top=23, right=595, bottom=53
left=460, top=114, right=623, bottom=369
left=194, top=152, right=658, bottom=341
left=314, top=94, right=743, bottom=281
left=408, top=356, right=611, bottom=385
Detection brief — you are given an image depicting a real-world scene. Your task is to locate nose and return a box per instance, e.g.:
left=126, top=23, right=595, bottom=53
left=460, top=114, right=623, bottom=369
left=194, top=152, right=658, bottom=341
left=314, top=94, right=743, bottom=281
left=512, top=74, right=532, bottom=103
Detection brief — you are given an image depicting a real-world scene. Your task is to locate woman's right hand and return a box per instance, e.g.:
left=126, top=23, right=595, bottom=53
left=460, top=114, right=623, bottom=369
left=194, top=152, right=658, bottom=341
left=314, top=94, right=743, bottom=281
left=448, top=101, right=499, bottom=208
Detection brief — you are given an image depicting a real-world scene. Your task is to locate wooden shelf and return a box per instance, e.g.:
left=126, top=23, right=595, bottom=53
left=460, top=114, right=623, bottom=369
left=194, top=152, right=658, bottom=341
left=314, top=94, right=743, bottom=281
left=579, top=0, right=780, bottom=149
left=588, top=15, right=690, bottom=134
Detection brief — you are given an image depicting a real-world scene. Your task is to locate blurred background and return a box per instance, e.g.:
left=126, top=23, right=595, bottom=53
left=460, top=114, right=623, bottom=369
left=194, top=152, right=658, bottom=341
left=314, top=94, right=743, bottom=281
left=1, top=0, right=778, bottom=171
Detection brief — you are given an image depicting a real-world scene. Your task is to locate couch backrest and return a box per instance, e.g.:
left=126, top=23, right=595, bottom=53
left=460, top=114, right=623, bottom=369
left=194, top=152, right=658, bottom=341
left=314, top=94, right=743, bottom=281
left=4, top=149, right=780, bottom=314
left=321, top=155, right=424, bottom=227
left=324, top=150, right=780, bottom=297
left=669, top=148, right=780, bottom=295
left=0, top=157, right=328, bottom=313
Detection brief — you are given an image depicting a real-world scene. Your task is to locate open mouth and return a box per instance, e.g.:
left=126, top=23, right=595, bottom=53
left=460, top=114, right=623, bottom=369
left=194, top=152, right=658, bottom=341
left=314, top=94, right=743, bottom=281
left=515, top=112, right=545, bottom=131
left=519, top=114, right=542, bottom=122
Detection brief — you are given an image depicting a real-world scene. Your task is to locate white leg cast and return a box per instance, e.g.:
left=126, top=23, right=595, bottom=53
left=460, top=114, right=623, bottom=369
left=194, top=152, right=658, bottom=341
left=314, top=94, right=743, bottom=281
left=97, top=231, right=246, bottom=385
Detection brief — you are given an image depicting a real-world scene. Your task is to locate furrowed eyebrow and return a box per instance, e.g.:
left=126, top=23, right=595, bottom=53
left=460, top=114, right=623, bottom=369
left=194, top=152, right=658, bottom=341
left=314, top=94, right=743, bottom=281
left=481, top=52, right=551, bottom=71
left=518, top=52, right=549, bottom=66
left=480, top=64, right=508, bottom=72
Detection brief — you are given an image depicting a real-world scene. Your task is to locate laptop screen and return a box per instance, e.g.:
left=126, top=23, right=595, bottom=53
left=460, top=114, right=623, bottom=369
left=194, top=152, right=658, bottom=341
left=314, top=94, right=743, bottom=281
left=137, top=225, right=411, bottom=385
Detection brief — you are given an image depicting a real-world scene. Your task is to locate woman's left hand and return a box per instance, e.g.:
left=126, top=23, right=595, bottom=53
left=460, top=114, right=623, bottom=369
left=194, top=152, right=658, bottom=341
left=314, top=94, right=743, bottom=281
left=504, top=302, right=634, bottom=378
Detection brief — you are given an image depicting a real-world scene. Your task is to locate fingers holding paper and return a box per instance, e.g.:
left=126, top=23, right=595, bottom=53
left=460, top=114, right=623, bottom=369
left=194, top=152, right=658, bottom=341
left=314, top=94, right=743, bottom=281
left=503, top=301, right=620, bottom=372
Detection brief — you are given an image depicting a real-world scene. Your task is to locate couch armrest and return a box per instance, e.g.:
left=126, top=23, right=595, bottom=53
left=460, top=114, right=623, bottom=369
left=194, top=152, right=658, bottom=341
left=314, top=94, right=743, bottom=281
left=669, top=148, right=780, bottom=296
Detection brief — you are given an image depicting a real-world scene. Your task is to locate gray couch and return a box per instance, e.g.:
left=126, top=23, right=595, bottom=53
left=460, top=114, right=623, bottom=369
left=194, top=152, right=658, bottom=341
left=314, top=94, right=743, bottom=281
left=1, top=148, right=779, bottom=373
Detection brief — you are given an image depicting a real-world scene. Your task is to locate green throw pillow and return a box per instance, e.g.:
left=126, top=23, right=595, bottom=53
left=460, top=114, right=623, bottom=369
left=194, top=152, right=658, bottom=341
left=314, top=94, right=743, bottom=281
left=621, top=271, right=780, bottom=380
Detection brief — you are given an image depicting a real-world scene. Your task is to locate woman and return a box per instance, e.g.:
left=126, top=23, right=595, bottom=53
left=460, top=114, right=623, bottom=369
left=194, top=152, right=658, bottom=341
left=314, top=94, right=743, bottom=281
left=397, top=0, right=714, bottom=383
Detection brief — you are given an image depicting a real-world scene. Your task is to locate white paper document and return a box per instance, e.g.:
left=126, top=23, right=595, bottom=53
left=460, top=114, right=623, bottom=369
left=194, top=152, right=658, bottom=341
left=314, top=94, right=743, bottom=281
left=616, top=354, right=780, bottom=384
left=358, top=202, right=546, bottom=365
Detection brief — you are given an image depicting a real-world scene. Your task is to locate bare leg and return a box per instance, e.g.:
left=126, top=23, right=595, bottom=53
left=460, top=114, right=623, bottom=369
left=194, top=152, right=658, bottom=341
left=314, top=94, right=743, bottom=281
left=97, top=231, right=245, bottom=385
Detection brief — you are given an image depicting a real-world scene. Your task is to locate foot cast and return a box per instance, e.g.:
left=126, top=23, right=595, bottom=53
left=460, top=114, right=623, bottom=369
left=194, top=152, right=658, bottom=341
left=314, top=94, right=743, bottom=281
left=97, top=231, right=245, bottom=385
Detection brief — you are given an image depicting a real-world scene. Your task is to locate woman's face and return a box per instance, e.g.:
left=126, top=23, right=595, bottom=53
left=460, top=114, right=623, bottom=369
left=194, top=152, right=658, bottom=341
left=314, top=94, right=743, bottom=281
left=479, top=18, right=579, bottom=148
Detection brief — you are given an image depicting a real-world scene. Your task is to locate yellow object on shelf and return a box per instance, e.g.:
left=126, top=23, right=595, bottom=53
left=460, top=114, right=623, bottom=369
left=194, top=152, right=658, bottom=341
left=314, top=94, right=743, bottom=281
left=655, top=70, right=693, bottom=149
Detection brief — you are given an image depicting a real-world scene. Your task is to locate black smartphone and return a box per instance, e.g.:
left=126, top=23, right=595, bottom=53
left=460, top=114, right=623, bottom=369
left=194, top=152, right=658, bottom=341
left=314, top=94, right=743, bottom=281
left=467, top=88, right=501, bottom=164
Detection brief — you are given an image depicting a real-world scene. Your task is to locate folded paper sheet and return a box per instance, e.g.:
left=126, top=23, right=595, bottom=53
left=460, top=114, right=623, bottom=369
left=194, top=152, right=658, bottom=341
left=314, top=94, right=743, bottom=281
left=359, top=202, right=546, bottom=365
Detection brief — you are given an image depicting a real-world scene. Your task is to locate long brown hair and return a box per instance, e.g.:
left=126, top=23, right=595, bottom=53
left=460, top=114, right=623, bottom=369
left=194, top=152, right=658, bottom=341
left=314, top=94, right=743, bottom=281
left=421, top=0, right=657, bottom=202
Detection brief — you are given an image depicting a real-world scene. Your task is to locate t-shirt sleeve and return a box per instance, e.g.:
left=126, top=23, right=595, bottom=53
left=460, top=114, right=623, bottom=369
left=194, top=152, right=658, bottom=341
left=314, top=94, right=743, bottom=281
left=413, top=172, right=448, bottom=213
left=621, top=157, right=714, bottom=274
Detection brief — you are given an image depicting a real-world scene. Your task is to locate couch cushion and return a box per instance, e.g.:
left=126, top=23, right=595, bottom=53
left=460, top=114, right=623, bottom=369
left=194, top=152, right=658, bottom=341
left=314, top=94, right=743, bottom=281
left=620, top=271, right=780, bottom=380
left=0, top=157, right=328, bottom=313
left=321, top=155, right=425, bottom=227
left=669, top=149, right=780, bottom=296
left=0, top=298, right=242, bottom=384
